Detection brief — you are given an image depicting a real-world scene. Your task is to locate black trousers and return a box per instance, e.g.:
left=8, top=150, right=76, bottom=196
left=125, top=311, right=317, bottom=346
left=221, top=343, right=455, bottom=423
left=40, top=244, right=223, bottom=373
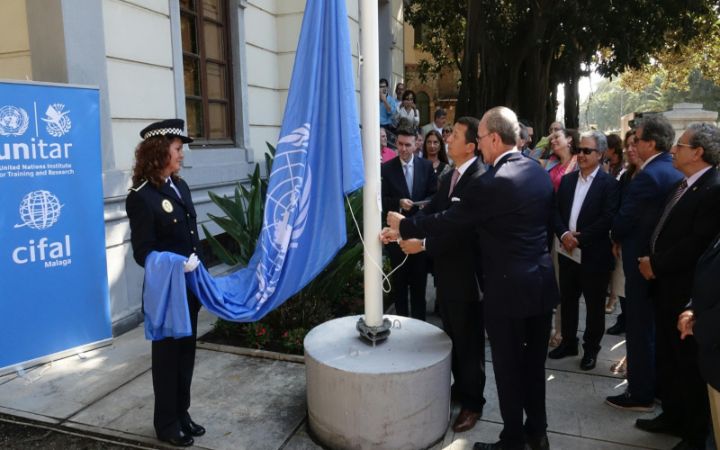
left=389, top=244, right=428, bottom=321
left=485, top=310, right=553, bottom=448
left=655, top=305, right=710, bottom=447
left=440, top=299, right=486, bottom=412
left=558, top=256, right=610, bottom=354
left=152, top=291, right=200, bottom=438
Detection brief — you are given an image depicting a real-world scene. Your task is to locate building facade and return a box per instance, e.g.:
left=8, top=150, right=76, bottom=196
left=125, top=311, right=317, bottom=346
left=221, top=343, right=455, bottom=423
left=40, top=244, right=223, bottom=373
left=0, top=0, right=403, bottom=335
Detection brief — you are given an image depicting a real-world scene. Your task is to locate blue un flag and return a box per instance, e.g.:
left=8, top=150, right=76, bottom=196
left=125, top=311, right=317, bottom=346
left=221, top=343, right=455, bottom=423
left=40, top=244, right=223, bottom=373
left=185, top=0, right=363, bottom=322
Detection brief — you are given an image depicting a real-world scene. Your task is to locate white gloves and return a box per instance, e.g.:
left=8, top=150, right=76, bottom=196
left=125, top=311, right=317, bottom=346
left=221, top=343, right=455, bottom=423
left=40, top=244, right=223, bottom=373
left=183, top=253, right=199, bottom=273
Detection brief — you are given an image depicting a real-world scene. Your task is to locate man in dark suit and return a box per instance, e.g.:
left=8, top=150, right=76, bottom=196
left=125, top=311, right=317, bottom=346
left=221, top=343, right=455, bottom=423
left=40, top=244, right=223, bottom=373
left=634, top=123, right=720, bottom=449
left=126, top=119, right=206, bottom=447
left=608, top=115, right=683, bottom=411
left=383, top=117, right=487, bottom=432
left=679, top=231, right=720, bottom=448
left=381, top=127, right=437, bottom=320
left=550, top=131, right=619, bottom=370
left=388, top=107, right=558, bottom=450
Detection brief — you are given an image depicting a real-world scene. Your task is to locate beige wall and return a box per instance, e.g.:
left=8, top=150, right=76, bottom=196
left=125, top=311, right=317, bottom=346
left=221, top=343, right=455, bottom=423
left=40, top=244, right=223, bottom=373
left=0, top=0, right=32, bottom=80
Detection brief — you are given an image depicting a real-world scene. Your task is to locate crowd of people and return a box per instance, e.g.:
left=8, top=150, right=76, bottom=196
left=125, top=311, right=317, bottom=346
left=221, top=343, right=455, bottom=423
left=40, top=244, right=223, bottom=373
left=378, top=101, right=720, bottom=450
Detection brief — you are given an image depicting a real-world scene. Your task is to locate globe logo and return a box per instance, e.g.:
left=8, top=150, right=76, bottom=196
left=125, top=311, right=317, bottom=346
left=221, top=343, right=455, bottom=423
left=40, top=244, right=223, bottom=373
left=14, top=190, right=64, bottom=230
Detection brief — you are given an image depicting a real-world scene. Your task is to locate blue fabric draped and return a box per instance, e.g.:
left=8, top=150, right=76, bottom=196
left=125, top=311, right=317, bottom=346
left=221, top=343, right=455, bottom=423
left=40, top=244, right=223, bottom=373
left=184, top=0, right=362, bottom=323
left=143, top=251, right=192, bottom=340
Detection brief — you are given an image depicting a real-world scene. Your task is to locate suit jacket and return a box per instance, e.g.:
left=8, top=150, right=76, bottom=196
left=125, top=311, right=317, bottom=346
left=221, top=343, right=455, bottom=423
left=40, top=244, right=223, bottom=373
left=419, top=159, right=486, bottom=303
left=692, top=232, right=720, bottom=390
left=381, top=155, right=437, bottom=217
left=554, top=169, right=619, bottom=272
left=126, top=177, right=202, bottom=268
left=400, top=152, right=559, bottom=318
left=650, top=167, right=720, bottom=313
left=611, top=152, right=682, bottom=258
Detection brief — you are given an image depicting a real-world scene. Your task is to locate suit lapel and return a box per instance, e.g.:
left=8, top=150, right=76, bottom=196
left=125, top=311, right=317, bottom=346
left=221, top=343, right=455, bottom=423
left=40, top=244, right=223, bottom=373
left=665, top=168, right=715, bottom=223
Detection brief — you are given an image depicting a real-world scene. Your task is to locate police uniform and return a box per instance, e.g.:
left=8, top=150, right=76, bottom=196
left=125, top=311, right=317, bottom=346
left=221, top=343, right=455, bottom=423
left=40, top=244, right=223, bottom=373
left=125, top=119, right=205, bottom=446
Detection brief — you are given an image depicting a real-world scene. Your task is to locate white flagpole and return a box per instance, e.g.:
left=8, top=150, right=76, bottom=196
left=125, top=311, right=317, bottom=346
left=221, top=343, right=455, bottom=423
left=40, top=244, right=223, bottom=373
left=359, top=1, right=383, bottom=328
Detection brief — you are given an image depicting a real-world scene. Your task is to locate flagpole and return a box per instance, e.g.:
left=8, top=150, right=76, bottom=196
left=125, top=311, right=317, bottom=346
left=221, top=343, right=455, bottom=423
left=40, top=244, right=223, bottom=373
left=359, top=0, right=384, bottom=329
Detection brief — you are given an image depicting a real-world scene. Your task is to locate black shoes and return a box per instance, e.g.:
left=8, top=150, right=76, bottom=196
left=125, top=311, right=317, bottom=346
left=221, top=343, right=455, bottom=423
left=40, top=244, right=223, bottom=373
left=548, top=341, right=578, bottom=359
left=635, top=413, right=682, bottom=436
left=526, top=433, right=550, bottom=450
left=580, top=353, right=597, bottom=371
left=181, top=419, right=206, bottom=437
left=605, top=392, right=654, bottom=412
left=158, top=431, right=194, bottom=447
left=606, top=321, right=625, bottom=335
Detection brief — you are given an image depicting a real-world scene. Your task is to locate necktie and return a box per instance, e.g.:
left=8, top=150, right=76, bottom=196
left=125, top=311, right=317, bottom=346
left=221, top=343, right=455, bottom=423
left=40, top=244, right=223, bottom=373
left=403, top=163, right=413, bottom=194
left=650, top=179, right=688, bottom=253
left=448, top=169, right=460, bottom=197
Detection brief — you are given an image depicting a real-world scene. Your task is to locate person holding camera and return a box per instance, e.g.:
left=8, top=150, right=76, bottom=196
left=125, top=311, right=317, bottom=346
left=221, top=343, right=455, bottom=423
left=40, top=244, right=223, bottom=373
left=379, top=78, right=397, bottom=131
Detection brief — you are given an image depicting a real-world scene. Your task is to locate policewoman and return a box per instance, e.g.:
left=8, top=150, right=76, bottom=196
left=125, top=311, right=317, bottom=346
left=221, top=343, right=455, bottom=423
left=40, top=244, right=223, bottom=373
left=125, top=119, right=205, bottom=447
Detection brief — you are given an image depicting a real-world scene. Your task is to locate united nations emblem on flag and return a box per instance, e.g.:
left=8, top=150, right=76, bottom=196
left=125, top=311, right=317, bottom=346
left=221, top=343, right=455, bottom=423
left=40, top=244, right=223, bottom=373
left=0, top=105, right=29, bottom=136
left=43, top=104, right=72, bottom=137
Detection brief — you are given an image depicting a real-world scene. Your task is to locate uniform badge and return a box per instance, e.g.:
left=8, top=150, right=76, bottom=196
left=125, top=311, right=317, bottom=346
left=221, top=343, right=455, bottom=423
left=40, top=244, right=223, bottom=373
left=162, top=199, right=173, bottom=213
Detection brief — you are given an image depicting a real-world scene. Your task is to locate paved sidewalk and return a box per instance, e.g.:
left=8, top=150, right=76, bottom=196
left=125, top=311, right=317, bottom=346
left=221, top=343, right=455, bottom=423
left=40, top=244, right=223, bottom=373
left=0, top=299, right=681, bottom=449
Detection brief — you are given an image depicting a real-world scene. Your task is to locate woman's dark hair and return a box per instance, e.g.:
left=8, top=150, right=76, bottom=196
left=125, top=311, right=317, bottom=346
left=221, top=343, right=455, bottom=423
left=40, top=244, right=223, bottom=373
left=402, top=89, right=415, bottom=101
left=132, top=135, right=174, bottom=188
left=424, top=130, right=448, bottom=163
left=562, top=128, right=580, bottom=154
left=606, top=133, right=623, bottom=156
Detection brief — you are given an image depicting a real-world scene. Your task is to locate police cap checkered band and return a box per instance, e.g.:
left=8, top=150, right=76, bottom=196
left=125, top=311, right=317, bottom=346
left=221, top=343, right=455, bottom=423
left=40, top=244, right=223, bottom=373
left=139, top=119, right=193, bottom=143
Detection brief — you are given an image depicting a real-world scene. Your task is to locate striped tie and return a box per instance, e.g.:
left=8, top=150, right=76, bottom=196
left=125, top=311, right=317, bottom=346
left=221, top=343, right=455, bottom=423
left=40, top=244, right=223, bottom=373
left=650, top=179, right=688, bottom=253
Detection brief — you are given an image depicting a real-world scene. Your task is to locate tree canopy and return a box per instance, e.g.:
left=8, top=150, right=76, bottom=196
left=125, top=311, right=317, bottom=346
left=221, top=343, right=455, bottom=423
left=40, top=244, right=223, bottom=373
left=407, top=0, right=719, bottom=133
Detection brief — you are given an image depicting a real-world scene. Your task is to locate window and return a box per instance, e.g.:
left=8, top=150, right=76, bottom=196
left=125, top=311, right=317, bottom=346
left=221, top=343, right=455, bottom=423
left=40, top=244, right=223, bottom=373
left=181, top=0, right=234, bottom=144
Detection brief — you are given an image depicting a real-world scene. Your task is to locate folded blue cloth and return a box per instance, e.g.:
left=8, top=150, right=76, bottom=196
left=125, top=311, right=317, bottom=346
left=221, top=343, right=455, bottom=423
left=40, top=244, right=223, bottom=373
left=143, top=251, right=192, bottom=340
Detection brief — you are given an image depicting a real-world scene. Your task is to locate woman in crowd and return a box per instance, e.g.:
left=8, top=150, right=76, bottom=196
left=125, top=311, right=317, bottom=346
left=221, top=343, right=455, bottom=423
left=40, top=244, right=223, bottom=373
left=394, top=89, right=420, bottom=129
left=605, top=133, right=625, bottom=179
left=547, top=128, right=579, bottom=191
left=423, top=129, right=451, bottom=180
left=380, top=127, right=396, bottom=163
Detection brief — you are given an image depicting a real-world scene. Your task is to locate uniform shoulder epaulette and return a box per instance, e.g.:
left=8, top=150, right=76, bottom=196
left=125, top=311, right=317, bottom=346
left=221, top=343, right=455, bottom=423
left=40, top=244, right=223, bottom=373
left=128, top=180, right=149, bottom=192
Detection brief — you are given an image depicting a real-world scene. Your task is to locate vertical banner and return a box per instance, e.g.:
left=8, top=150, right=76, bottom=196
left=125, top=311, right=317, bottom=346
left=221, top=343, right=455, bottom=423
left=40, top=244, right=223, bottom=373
left=0, top=81, right=111, bottom=372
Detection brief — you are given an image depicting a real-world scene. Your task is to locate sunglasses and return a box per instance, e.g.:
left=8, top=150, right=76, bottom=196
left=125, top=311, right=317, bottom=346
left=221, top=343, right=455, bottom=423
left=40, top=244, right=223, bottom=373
left=571, top=147, right=598, bottom=155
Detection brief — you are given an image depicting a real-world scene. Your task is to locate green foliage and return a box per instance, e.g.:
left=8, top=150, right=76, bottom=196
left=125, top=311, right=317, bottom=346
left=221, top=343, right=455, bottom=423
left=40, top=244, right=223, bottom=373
left=581, top=70, right=720, bottom=132
left=405, top=0, right=466, bottom=81
left=203, top=143, right=365, bottom=354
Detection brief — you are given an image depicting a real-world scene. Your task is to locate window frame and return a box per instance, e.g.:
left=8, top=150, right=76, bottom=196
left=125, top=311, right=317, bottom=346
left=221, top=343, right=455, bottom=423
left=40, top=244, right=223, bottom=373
left=180, top=0, right=235, bottom=146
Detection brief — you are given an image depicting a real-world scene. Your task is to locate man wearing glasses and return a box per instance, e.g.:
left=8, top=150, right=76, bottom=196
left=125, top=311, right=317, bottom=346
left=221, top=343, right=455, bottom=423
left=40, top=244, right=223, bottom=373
left=379, top=78, right=398, bottom=130
left=635, top=123, right=720, bottom=449
left=550, top=131, right=619, bottom=371
left=608, top=115, right=683, bottom=411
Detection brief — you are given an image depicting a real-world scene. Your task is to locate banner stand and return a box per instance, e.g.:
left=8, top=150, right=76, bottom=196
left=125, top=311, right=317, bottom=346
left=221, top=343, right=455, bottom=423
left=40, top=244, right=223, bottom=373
left=0, top=338, right=112, bottom=378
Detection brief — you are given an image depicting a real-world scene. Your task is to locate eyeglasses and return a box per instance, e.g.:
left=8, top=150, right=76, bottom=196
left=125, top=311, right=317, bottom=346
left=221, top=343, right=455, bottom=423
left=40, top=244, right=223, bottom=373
left=675, top=142, right=695, bottom=149
left=405, top=97, right=414, bottom=100
left=478, top=132, right=492, bottom=140
left=571, top=147, right=597, bottom=155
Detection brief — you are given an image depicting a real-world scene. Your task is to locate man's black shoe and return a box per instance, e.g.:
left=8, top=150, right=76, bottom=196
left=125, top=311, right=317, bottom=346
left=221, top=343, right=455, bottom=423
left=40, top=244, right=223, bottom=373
left=605, top=392, right=653, bottom=412
left=158, top=432, right=194, bottom=447
left=526, top=433, right=550, bottom=450
left=580, top=353, right=597, bottom=370
left=635, top=413, right=682, bottom=436
left=548, top=341, right=578, bottom=359
left=606, top=321, right=625, bottom=335
left=181, top=419, right=206, bottom=437
left=473, top=441, right=525, bottom=450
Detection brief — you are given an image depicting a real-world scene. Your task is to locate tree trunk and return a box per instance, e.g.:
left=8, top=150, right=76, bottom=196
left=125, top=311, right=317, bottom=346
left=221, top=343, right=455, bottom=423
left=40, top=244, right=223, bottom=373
left=457, top=1, right=483, bottom=118
left=563, top=61, right=581, bottom=128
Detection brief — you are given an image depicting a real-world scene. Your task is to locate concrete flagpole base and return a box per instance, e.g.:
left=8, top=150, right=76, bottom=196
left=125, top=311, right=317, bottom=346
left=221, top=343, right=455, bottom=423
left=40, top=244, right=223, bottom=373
left=304, top=315, right=452, bottom=450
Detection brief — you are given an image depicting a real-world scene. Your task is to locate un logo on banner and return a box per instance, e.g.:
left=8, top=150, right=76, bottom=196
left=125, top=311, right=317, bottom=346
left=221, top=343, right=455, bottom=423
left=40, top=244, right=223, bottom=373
left=14, top=190, right=64, bottom=230
left=254, top=123, right=312, bottom=305
left=43, top=104, right=72, bottom=137
left=0, top=105, right=30, bottom=136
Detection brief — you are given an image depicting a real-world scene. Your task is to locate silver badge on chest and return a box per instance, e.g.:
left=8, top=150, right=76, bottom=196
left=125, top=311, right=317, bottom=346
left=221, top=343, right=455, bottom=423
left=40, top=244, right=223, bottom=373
left=162, top=199, right=174, bottom=213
